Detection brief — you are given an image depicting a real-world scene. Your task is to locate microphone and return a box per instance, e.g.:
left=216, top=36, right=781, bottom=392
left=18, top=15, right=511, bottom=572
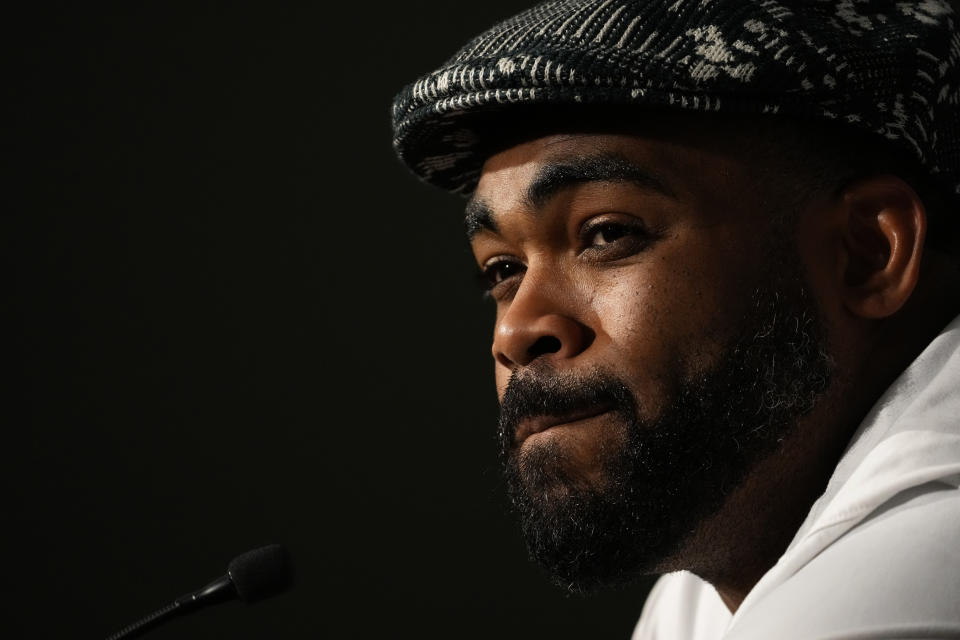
left=106, top=544, right=294, bottom=640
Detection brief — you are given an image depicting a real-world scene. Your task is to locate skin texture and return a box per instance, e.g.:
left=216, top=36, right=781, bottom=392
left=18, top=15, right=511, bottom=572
left=467, top=120, right=960, bottom=612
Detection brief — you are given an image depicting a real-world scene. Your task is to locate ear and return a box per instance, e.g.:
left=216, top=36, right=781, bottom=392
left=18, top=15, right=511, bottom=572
left=838, top=175, right=926, bottom=319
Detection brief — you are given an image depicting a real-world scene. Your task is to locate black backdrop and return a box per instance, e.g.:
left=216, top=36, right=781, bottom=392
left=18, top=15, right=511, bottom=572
left=8, top=4, right=655, bottom=638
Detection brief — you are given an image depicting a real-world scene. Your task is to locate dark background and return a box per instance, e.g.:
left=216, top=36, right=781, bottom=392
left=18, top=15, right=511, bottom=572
left=8, top=4, right=655, bottom=638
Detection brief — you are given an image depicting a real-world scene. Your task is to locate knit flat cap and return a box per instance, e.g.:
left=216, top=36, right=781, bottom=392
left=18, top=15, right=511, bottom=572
left=391, top=0, right=960, bottom=195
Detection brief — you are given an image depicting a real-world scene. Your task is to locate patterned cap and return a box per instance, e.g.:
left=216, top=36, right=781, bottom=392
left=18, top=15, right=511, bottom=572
left=391, top=0, right=960, bottom=195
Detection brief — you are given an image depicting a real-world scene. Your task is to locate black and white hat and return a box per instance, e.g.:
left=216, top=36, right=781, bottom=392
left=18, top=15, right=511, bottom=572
left=391, top=0, right=960, bottom=196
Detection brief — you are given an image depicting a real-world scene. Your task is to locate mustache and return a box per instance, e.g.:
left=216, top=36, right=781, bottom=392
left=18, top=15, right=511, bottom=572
left=497, top=367, right=637, bottom=452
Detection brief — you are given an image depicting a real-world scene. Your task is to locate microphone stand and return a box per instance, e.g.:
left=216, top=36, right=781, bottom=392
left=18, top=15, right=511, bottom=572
left=105, top=574, right=233, bottom=640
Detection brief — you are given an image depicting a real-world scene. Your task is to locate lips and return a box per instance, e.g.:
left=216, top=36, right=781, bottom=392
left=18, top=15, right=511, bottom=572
left=515, top=404, right=613, bottom=445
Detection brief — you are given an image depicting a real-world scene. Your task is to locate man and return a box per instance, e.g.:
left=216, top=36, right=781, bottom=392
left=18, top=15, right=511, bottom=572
left=391, top=1, right=960, bottom=638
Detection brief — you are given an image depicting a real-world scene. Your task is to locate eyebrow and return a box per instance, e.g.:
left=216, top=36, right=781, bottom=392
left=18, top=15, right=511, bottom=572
left=464, top=197, right=497, bottom=239
left=464, top=152, right=674, bottom=241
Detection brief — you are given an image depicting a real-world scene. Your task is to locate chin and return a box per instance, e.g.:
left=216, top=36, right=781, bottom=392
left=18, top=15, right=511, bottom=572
left=516, top=413, right=627, bottom=484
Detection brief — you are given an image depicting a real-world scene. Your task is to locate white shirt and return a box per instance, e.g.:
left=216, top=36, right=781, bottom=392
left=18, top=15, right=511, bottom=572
left=633, top=314, right=960, bottom=640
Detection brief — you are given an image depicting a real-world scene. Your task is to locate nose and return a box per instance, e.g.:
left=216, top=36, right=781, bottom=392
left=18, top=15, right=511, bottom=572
left=492, top=271, right=594, bottom=369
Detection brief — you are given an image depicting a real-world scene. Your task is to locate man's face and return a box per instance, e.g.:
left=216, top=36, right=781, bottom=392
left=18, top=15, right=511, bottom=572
left=468, top=127, right=833, bottom=591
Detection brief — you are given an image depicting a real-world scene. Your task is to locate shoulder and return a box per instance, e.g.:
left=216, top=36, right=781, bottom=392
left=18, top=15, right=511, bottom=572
left=727, top=478, right=960, bottom=640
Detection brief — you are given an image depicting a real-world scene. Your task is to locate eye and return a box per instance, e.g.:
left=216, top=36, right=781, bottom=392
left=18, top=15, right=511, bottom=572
left=586, top=223, right=633, bottom=246
left=580, top=218, right=654, bottom=257
left=477, top=256, right=526, bottom=293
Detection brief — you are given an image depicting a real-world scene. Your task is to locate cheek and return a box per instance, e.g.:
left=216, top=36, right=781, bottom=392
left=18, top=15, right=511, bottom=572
left=589, top=248, right=749, bottom=406
left=589, top=277, right=687, bottom=411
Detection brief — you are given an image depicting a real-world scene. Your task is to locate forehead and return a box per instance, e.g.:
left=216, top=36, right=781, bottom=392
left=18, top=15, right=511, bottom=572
left=472, top=128, right=756, bottom=216
left=479, top=133, right=674, bottom=188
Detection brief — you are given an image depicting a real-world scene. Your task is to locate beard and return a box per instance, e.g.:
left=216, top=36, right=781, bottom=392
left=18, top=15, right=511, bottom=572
left=497, top=257, right=834, bottom=594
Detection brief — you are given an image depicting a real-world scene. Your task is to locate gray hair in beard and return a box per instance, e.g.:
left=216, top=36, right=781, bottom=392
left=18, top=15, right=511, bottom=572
left=497, top=269, right=834, bottom=594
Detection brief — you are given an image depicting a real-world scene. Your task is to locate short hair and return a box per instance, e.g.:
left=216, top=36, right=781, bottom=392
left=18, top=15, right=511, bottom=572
left=744, top=116, right=960, bottom=260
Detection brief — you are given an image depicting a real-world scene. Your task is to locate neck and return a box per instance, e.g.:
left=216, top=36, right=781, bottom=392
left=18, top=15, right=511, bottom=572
left=672, top=292, right=958, bottom=612
left=687, top=395, right=858, bottom=612
left=655, top=257, right=960, bottom=613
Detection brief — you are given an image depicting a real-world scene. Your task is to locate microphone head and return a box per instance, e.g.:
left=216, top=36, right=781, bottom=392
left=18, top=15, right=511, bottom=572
left=227, top=544, right=294, bottom=603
